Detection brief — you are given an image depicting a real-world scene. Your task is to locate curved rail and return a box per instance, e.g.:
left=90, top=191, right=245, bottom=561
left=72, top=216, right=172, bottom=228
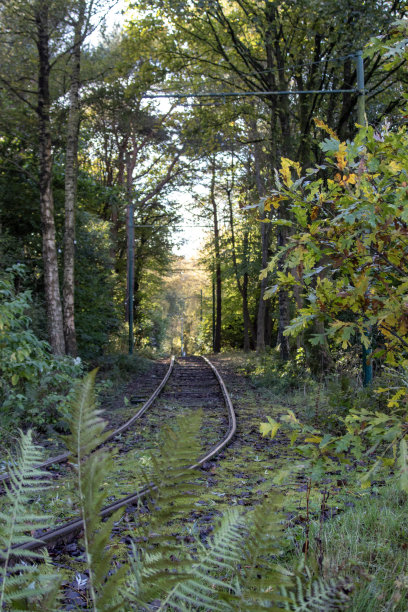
left=0, top=356, right=175, bottom=487
left=11, top=355, right=236, bottom=554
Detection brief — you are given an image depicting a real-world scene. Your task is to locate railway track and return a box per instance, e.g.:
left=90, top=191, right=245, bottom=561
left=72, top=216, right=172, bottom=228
left=0, top=357, right=175, bottom=488
left=10, top=355, right=236, bottom=554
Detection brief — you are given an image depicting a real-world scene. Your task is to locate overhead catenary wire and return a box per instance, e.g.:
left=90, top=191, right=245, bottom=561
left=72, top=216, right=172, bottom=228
left=143, top=50, right=363, bottom=102
left=143, top=88, right=357, bottom=100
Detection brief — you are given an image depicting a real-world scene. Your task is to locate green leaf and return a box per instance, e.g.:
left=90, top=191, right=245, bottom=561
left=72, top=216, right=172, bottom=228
left=260, top=417, right=280, bottom=439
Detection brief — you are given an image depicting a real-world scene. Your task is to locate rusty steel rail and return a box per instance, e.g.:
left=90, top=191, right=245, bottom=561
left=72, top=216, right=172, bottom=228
left=10, top=356, right=236, bottom=554
left=0, top=356, right=175, bottom=487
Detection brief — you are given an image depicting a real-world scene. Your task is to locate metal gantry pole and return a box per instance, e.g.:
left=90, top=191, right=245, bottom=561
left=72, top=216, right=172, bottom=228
left=356, top=50, right=366, bottom=127
left=356, top=51, right=372, bottom=385
left=128, top=201, right=134, bottom=355
left=212, top=262, right=216, bottom=352
left=362, top=336, right=373, bottom=386
left=180, top=315, right=184, bottom=357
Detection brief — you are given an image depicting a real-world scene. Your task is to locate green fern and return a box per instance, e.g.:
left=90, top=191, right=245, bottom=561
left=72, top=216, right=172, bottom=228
left=282, top=563, right=352, bottom=611
left=160, top=507, right=246, bottom=611
left=237, top=493, right=292, bottom=610
left=130, top=410, right=205, bottom=606
left=63, top=370, right=128, bottom=612
left=130, top=420, right=292, bottom=612
left=0, top=429, right=60, bottom=610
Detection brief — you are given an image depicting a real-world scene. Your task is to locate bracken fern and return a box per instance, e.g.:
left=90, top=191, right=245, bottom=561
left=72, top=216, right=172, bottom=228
left=63, top=370, right=128, bottom=612
left=282, top=563, right=352, bottom=611
left=0, top=430, right=60, bottom=610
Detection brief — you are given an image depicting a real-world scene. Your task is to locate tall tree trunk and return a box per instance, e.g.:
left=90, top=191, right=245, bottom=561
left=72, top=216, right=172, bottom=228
left=226, top=181, right=255, bottom=351
left=276, top=225, right=290, bottom=360
left=251, top=119, right=270, bottom=353
left=210, top=160, right=221, bottom=353
left=242, top=229, right=253, bottom=352
left=63, top=1, right=86, bottom=356
left=36, top=1, right=65, bottom=355
left=125, top=152, right=135, bottom=324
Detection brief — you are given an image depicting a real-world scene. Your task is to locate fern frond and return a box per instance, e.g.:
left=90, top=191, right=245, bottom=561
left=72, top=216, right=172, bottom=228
left=238, top=492, right=291, bottom=610
left=130, top=411, right=205, bottom=606
left=161, top=508, right=246, bottom=612
left=0, top=430, right=60, bottom=610
left=65, top=370, right=128, bottom=612
left=141, top=409, right=203, bottom=543
left=63, top=368, right=109, bottom=458
left=282, top=564, right=352, bottom=611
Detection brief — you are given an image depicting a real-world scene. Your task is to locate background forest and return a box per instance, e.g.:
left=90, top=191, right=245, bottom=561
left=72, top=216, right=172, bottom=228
left=1, top=0, right=408, bottom=610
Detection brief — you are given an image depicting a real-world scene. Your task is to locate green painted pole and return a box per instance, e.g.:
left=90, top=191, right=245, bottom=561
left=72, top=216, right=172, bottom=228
left=362, top=337, right=373, bottom=386
left=356, top=52, right=372, bottom=385
left=212, top=262, right=215, bottom=352
left=356, top=51, right=366, bottom=126
left=128, top=201, right=134, bottom=355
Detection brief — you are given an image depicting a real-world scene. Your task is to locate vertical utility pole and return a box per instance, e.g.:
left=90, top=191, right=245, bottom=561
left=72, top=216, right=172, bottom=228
left=362, top=338, right=373, bottom=386
left=356, top=50, right=366, bottom=126
left=356, top=51, right=372, bottom=385
left=212, top=261, right=215, bottom=352
left=128, top=200, right=134, bottom=355
left=180, top=315, right=184, bottom=357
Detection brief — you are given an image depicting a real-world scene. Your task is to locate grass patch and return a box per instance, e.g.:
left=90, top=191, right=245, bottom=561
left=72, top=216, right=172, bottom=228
left=305, top=483, right=408, bottom=610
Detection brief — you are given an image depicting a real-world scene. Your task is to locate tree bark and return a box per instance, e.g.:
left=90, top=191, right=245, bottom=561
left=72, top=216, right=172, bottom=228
left=63, top=1, right=86, bottom=356
left=210, top=160, right=221, bottom=353
left=226, top=179, right=255, bottom=351
left=276, top=225, right=290, bottom=360
left=125, top=151, right=136, bottom=325
left=242, top=229, right=253, bottom=351
left=36, top=1, right=65, bottom=355
left=251, top=119, right=270, bottom=353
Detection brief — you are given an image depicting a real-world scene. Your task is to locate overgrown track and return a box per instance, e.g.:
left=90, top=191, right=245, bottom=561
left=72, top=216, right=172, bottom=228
left=11, top=355, right=236, bottom=554
left=0, top=357, right=175, bottom=488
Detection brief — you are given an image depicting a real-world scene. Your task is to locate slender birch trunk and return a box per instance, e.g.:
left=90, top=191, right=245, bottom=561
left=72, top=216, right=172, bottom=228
left=227, top=186, right=255, bottom=351
left=36, top=1, right=65, bottom=355
left=210, top=160, right=221, bottom=353
left=63, top=1, right=86, bottom=356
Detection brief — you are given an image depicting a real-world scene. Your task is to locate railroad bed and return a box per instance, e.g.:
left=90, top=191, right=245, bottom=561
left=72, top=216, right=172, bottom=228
left=8, top=355, right=236, bottom=556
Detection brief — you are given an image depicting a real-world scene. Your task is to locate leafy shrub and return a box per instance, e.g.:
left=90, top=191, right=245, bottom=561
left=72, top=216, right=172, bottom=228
left=251, top=347, right=313, bottom=392
left=0, top=265, right=82, bottom=439
left=75, top=212, right=121, bottom=361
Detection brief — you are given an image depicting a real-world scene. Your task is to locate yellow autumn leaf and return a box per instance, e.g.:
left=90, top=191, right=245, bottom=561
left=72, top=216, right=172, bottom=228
left=335, top=142, right=348, bottom=171
left=280, top=158, right=293, bottom=187
left=314, top=118, right=338, bottom=139
left=280, top=158, right=302, bottom=186
left=389, top=160, right=402, bottom=173
left=265, top=195, right=286, bottom=211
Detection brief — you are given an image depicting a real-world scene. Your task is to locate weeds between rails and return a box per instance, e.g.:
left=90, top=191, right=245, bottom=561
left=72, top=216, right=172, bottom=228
left=9, top=355, right=236, bottom=555
left=0, top=356, right=176, bottom=489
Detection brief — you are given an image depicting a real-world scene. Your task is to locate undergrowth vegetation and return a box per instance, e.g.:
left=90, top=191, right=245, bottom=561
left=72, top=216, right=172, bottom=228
left=0, top=371, right=357, bottom=611
left=0, top=266, right=83, bottom=443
